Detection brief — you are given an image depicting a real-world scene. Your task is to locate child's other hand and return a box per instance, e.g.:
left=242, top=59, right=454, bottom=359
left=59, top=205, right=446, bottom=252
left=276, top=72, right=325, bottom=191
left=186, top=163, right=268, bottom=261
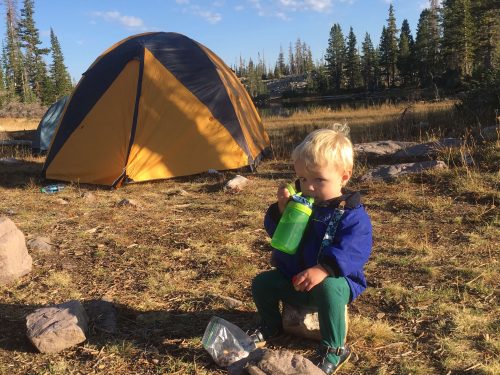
left=292, top=265, right=328, bottom=292
left=277, top=183, right=291, bottom=213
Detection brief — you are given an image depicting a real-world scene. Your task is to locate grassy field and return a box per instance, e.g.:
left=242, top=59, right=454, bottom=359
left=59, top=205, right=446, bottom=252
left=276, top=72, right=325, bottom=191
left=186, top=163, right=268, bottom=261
left=0, top=101, right=498, bottom=374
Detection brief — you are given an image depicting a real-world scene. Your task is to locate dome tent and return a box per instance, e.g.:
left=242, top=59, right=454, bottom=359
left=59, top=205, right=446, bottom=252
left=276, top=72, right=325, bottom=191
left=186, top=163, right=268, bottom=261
left=43, top=32, right=270, bottom=187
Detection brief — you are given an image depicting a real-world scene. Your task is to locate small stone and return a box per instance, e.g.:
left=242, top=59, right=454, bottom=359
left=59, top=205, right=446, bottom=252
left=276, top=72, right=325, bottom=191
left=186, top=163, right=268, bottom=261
left=26, top=300, right=88, bottom=353
left=27, top=237, right=53, bottom=253
left=224, top=175, right=250, bottom=192
left=117, top=198, right=140, bottom=208
left=82, top=192, right=96, bottom=202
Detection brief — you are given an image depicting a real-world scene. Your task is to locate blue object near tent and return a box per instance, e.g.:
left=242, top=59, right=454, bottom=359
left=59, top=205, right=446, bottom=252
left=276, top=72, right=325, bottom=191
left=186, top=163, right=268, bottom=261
left=32, top=95, right=69, bottom=153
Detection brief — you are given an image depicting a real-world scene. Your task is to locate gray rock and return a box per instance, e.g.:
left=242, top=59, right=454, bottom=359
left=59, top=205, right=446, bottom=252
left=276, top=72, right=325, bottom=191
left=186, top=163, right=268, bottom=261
left=282, top=303, right=321, bottom=341
left=361, top=160, right=448, bottom=181
left=477, top=125, right=499, bottom=141
left=0, top=216, right=32, bottom=285
left=228, top=348, right=323, bottom=375
left=84, top=298, right=118, bottom=333
left=27, top=237, right=53, bottom=253
left=26, top=300, right=88, bottom=353
left=354, top=141, right=417, bottom=159
left=117, top=198, right=140, bottom=208
left=282, top=304, right=350, bottom=343
left=394, top=138, right=462, bottom=158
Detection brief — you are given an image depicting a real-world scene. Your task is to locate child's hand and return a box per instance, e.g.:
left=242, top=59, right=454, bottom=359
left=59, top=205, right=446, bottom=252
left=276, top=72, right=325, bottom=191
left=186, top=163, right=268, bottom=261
left=292, top=265, right=328, bottom=292
left=277, top=183, right=291, bottom=213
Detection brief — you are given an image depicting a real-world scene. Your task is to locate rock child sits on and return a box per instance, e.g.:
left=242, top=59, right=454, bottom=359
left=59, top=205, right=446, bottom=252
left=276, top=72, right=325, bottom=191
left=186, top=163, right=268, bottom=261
left=251, top=127, right=373, bottom=374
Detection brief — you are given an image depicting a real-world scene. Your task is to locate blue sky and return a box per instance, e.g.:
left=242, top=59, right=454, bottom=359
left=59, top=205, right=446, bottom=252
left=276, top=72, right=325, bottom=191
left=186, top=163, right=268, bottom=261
left=1, top=0, right=432, bottom=82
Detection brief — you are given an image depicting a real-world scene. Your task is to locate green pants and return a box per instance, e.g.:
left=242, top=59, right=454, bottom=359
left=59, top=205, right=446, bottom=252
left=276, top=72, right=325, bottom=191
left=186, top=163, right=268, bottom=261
left=252, top=269, right=350, bottom=365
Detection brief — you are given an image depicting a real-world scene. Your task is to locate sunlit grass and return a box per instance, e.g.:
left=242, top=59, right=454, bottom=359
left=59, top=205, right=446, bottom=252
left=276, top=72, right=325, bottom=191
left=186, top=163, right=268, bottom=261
left=0, top=102, right=498, bottom=374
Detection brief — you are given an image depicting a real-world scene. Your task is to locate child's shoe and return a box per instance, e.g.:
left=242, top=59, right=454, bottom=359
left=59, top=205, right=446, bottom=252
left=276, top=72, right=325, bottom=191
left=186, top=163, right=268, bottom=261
left=247, top=324, right=281, bottom=347
left=314, top=345, right=351, bottom=374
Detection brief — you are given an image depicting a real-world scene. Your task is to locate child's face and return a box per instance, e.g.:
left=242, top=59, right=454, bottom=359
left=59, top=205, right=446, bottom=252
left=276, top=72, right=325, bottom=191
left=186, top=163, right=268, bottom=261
left=294, top=159, right=351, bottom=202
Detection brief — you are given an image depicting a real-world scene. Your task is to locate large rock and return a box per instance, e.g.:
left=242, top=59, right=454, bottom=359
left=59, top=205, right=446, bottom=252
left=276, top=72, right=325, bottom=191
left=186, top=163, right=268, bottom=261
left=282, top=303, right=349, bottom=342
left=282, top=304, right=321, bottom=341
left=355, top=138, right=462, bottom=162
left=361, top=160, right=448, bottom=181
left=354, top=141, right=417, bottom=159
left=476, top=125, right=499, bottom=141
left=26, top=300, right=88, bottom=353
left=393, top=138, right=462, bottom=158
left=0, top=216, right=32, bottom=285
left=228, top=348, right=324, bottom=375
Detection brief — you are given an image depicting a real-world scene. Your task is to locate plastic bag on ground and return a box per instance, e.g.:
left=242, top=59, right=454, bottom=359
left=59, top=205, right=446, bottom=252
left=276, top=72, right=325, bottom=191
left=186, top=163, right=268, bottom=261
left=202, top=316, right=256, bottom=367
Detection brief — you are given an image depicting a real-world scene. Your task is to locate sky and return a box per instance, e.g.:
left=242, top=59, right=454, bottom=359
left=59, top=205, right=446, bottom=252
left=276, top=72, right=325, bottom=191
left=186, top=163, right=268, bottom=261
left=1, top=0, right=433, bottom=82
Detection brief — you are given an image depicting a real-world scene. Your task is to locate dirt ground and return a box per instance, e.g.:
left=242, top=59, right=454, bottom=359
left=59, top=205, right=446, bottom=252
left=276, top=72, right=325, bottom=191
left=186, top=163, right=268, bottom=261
left=0, top=114, right=498, bottom=374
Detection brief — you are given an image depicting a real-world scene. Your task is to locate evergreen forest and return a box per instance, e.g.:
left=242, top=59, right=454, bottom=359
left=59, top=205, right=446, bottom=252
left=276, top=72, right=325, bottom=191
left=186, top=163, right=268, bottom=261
left=0, top=0, right=498, bottom=111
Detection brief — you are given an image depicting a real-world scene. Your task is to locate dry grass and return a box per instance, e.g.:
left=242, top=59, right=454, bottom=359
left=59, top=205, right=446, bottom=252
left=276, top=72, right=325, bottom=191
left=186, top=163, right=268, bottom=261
left=264, top=100, right=460, bottom=159
left=0, top=103, right=498, bottom=374
left=0, top=117, right=39, bottom=132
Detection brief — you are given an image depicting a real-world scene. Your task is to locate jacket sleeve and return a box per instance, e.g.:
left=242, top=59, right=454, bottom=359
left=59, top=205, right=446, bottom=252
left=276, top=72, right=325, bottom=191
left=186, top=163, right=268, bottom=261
left=319, top=207, right=372, bottom=277
left=264, top=202, right=281, bottom=238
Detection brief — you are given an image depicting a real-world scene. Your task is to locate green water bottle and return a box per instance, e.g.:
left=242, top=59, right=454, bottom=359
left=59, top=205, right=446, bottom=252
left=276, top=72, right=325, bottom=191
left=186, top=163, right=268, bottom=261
left=271, top=184, right=314, bottom=255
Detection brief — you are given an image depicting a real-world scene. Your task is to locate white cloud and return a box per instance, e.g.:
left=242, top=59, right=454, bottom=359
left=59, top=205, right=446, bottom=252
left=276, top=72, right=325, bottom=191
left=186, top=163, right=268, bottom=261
left=92, top=11, right=144, bottom=28
left=195, top=8, right=222, bottom=23
left=174, top=2, right=222, bottom=24
left=417, top=0, right=442, bottom=10
left=248, top=0, right=333, bottom=20
left=278, top=0, right=332, bottom=12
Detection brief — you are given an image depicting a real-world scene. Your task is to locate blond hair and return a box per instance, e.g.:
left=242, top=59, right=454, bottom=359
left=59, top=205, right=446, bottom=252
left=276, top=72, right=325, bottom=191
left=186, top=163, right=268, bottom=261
left=291, top=128, right=354, bottom=173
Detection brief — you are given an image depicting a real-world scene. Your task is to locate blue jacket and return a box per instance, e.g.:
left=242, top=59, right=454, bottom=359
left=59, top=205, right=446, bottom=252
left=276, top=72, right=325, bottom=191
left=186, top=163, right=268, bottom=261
left=264, top=191, right=372, bottom=301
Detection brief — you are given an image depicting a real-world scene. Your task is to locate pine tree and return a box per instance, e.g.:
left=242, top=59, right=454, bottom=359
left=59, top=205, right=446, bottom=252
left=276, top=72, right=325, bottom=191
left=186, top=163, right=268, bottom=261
left=4, top=0, right=32, bottom=102
left=470, top=0, right=498, bottom=78
left=18, top=0, right=50, bottom=103
left=303, top=43, right=314, bottom=73
left=276, top=46, right=286, bottom=77
left=345, top=27, right=361, bottom=89
left=414, top=8, right=442, bottom=87
left=0, top=52, right=5, bottom=105
left=49, top=28, right=72, bottom=101
left=442, top=0, right=474, bottom=81
left=398, top=19, right=415, bottom=86
left=378, top=26, right=391, bottom=87
left=380, top=4, right=399, bottom=86
left=288, top=42, right=295, bottom=75
left=294, top=38, right=303, bottom=74
left=325, top=23, right=346, bottom=91
left=361, top=32, right=377, bottom=91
